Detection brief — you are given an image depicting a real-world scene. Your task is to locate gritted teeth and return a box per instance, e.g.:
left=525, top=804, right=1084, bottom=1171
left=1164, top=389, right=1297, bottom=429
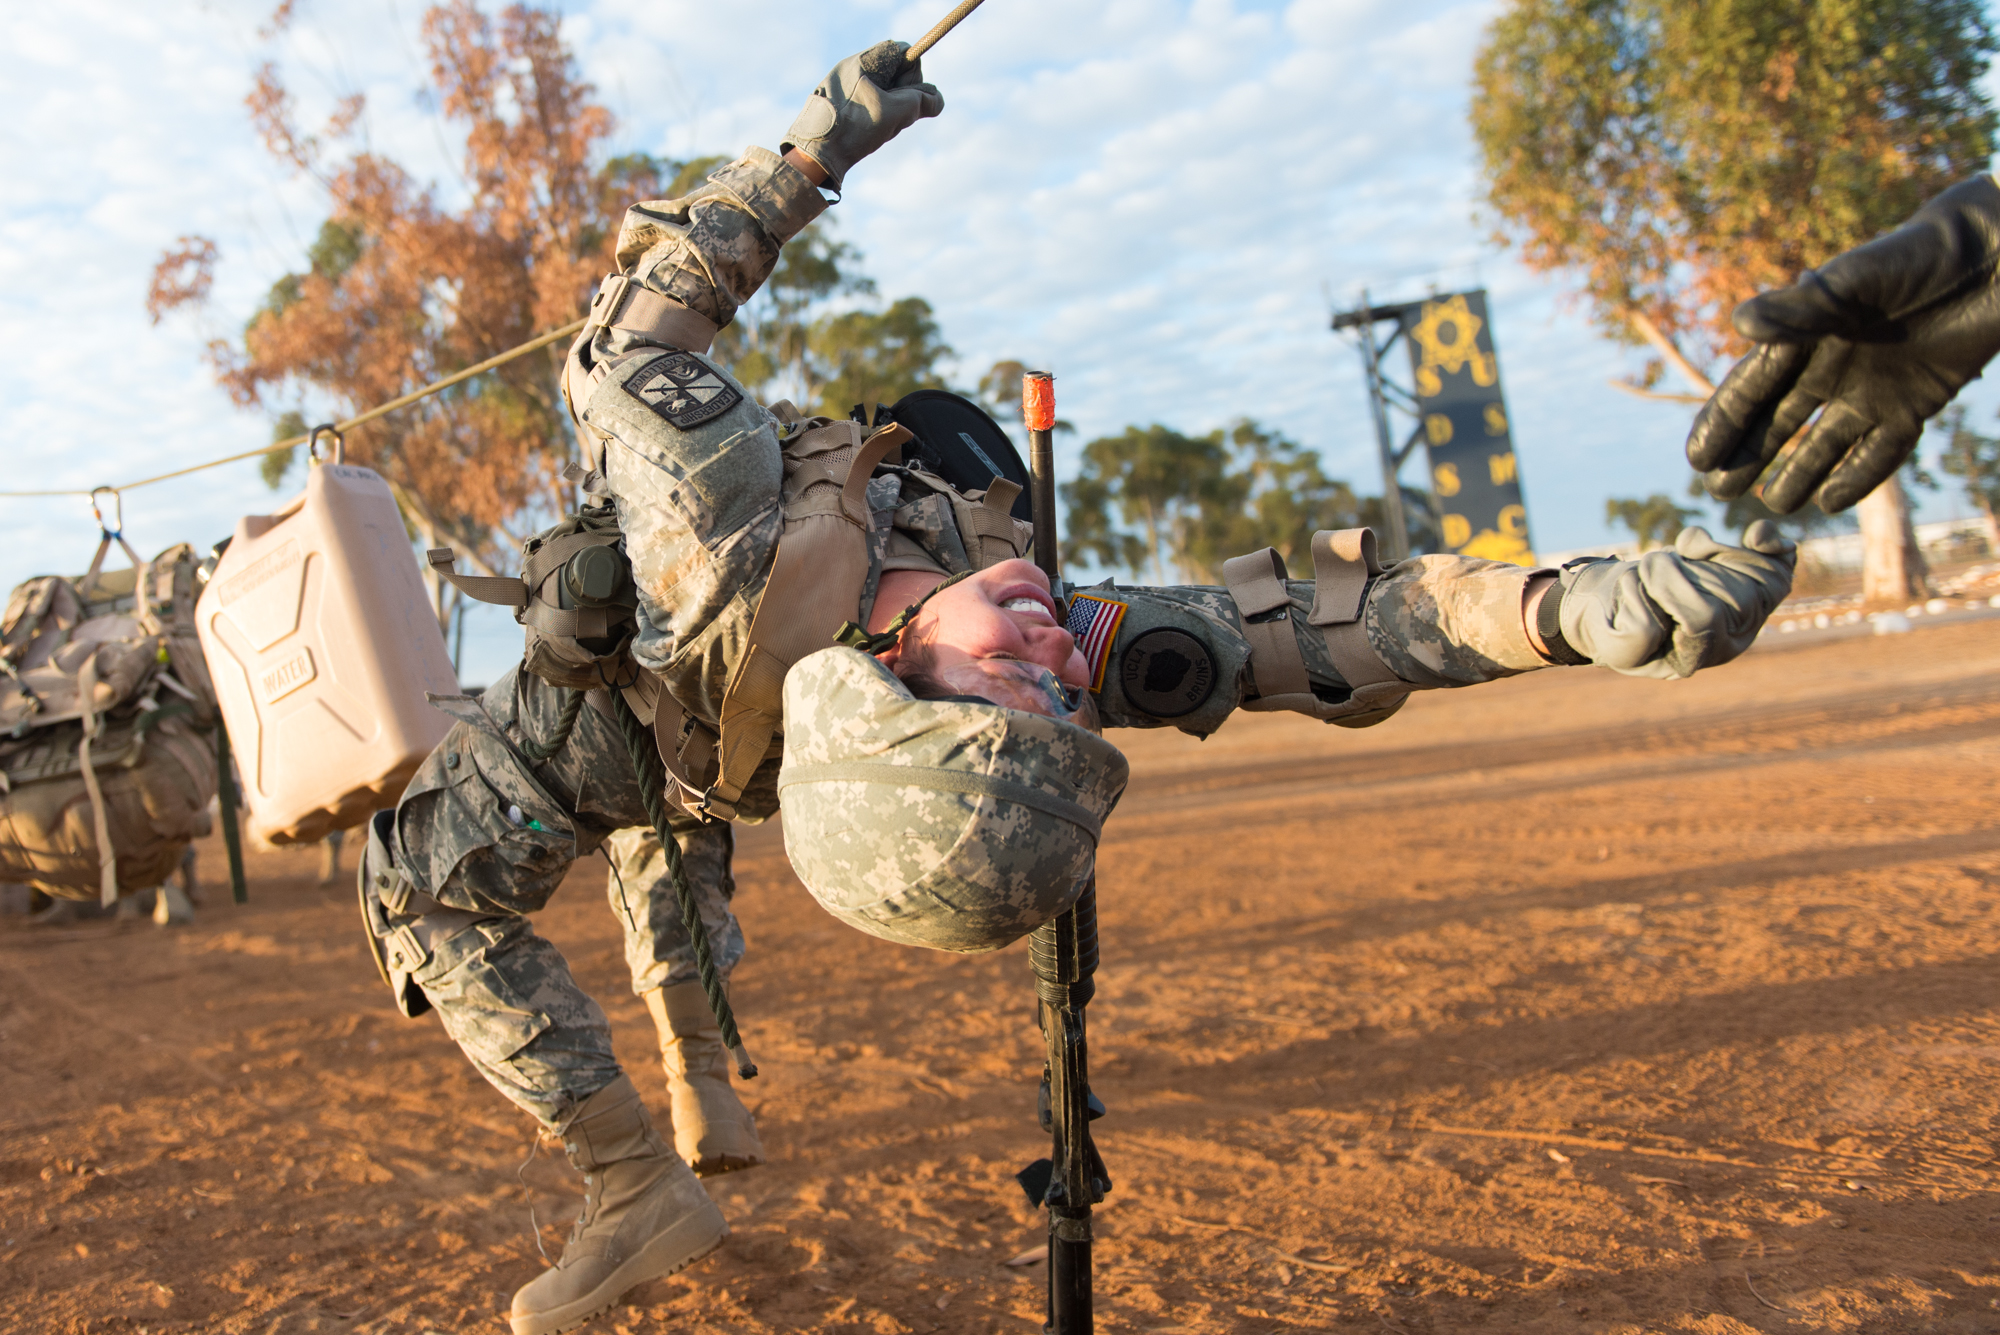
left=1002, top=597, right=1050, bottom=618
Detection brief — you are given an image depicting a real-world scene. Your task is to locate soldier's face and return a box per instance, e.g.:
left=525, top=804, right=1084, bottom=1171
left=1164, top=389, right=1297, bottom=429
left=922, top=657, right=1099, bottom=730
left=897, top=558, right=1091, bottom=692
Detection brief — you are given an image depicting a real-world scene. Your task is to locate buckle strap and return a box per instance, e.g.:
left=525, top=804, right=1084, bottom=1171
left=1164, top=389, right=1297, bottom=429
left=1222, top=546, right=1311, bottom=700
left=588, top=274, right=720, bottom=353
left=616, top=675, right=711, bottom=815
left=371, top=863, right=441, bottom=919
left=427, top=549, right=528, bottom=609
left=521, top=602, right=614, bottom=639
left=1534, top=578, right=1590, bottom=666
left=1306, top=529, right=1403, bottom=691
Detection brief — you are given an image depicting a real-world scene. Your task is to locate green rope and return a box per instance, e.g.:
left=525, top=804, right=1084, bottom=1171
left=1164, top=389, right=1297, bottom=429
left=608, top=688, right=756, bottom=1079
left=519, top=688, right=586, bottom=763
left=833, top=568, right=975, bottom=654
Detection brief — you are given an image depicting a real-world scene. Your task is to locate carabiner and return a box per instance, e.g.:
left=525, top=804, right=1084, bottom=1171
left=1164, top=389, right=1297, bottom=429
left=307, top=424, right=346, bottom=466
left=88, top=486, right=123, bottom=539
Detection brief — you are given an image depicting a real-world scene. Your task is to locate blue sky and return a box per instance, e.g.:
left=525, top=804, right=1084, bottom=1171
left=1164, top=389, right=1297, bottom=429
left=4, top=0, right=1995, bottom=683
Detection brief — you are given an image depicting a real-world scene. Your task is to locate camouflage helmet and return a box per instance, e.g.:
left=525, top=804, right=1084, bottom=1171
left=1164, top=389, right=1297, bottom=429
left=777, top=646, right=1129, bottom=954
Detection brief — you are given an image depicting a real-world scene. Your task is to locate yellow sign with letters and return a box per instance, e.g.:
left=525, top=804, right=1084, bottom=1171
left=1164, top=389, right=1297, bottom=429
left=1400, top=289, right=1534, bottom=566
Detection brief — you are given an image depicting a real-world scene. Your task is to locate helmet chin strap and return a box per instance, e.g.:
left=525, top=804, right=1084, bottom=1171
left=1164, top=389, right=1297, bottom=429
left=833, top=569, right=974, bottom=655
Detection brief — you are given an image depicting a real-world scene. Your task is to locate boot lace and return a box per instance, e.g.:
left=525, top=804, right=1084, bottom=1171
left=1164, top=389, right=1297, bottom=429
left=516, top=1130, right=557, bottom=1264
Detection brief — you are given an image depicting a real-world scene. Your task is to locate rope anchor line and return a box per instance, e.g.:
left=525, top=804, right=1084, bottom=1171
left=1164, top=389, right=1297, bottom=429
left=0, top=316, right=586, bottom=502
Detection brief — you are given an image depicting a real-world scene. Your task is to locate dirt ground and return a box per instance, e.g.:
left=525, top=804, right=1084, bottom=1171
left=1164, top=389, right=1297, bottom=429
left=7, top=620, right=2000, bottom=1335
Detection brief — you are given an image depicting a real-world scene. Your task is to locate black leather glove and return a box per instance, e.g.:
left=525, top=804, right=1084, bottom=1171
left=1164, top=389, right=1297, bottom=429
left=781, top=41, right=944, bottom=193
left=1686, top=174, right=2000, bottom=513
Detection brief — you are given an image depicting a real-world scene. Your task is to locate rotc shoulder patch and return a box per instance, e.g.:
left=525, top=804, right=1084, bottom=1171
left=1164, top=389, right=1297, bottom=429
left=1119, top=628, right=1216, bottom=718
left=1064, top=592, right=1127, bottom=692
left=621, top=351, right=742, bottom=429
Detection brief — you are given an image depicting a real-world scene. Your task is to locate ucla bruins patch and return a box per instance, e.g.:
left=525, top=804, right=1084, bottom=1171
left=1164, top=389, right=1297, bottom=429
left=1119, top=628, right=1215, bottom=718
left=622, top=352, right=742, bottom=429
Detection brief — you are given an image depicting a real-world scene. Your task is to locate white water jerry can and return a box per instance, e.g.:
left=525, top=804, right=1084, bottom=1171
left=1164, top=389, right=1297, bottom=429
left=197, top=456, right=456, bottom=845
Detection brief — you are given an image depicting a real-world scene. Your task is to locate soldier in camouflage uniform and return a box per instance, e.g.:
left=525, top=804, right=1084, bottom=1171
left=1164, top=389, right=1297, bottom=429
left=358, top=39, right=1796, bottom=1335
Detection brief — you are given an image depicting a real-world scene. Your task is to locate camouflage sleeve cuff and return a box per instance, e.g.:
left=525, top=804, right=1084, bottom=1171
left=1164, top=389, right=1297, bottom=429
left=1361, top=555, right=1553, bottom=690
left=708, top=146, right=832, bottom=246
left=609, top=148, right=830, bottom=330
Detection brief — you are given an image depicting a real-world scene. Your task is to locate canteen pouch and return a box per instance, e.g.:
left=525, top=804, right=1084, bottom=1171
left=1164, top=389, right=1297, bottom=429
left=430, top=500, right=640, bottom=691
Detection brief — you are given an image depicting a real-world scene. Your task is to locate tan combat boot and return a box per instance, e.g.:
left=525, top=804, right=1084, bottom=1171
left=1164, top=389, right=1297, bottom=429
left=509, top=1074, right=727, bottom=1335
left=646, top=980, right=765, bottom=1176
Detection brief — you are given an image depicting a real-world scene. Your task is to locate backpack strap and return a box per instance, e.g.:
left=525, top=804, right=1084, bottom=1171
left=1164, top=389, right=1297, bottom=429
left=74, top=649, right=120, bottom=907
left=77, top=529, right=157, bottom=634
left=698, top=421, right=912, bottom=821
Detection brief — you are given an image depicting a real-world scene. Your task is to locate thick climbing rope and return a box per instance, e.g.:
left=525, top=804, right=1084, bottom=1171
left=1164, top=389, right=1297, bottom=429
left=517, top=687, right=587, bottom=763
left=608, top=686, right=756, bottom=1079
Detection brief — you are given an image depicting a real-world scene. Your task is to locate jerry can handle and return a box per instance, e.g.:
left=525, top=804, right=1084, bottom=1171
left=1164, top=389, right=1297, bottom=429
left=308, top=424, right=346, bottom=466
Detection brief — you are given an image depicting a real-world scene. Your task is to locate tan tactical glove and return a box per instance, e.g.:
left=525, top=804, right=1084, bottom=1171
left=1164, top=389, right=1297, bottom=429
left=782, top=41, right=943, bottom=193
left=1546, top=522, right=1796, bottom=679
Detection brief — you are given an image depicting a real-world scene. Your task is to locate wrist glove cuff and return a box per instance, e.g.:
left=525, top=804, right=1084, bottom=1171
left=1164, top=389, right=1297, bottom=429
left=1535, top=575, right=1591, bottom=666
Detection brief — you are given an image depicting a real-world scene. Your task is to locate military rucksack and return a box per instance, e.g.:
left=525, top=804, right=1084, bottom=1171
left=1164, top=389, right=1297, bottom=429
left=0, top=535, right=227, bottom=904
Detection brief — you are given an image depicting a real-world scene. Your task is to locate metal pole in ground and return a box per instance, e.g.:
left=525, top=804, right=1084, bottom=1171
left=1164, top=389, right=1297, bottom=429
left=1018, top=371, right=1110, bottom=1334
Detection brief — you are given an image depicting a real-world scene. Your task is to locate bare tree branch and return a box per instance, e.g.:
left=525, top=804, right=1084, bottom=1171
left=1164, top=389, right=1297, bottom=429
left=1627, top=310, right=1717, bottom=398
left=1607, top=378, right=1710, bottom=405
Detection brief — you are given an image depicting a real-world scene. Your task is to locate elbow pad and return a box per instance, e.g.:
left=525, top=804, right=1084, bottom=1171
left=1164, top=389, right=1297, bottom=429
left=1219, top=532, right=1412, bottom=721
left=1073, top=531, right=1423, bottom=736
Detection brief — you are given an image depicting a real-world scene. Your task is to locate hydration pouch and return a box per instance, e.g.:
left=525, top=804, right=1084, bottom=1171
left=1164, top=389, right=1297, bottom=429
left=429, top=499, right=640, bottom=691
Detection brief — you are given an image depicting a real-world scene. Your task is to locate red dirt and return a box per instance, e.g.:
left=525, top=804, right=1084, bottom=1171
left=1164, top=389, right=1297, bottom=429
left=7, top=621, right=2000, bottom=1334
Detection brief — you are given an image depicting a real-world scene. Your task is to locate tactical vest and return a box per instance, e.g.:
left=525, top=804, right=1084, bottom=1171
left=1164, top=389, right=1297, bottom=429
left=683, top=405, right=1028, bottom=819
left=434, top=387, right=1030, bottom=823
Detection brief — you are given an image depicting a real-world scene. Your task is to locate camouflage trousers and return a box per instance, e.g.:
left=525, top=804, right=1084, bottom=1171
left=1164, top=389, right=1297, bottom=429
left=373, top=664, right=760, bottom=1127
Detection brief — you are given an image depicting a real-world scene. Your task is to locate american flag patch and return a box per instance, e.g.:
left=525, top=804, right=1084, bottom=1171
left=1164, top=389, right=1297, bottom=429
left=1064, top=593, right=1127, bottom=692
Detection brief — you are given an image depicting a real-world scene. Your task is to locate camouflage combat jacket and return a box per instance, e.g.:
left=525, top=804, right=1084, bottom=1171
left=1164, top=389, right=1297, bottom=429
left=571, top=149, right=1550, bottom=757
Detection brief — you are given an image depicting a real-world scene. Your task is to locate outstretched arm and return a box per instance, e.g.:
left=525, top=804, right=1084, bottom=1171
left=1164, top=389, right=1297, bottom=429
left=571, top=42, right=943, bottom=711
left=588, top=40, right=942, bottom=362
left=1082, top=524, right=1796, bottom=737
